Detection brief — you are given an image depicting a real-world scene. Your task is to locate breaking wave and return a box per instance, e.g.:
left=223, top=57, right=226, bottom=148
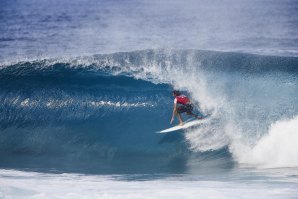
left=0, top=49, right=298, bottom=173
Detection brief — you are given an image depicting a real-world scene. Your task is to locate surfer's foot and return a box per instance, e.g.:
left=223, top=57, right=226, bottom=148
left=179, top=122, right=184, bottom=126
left=196, top=116, right=203, bottom=120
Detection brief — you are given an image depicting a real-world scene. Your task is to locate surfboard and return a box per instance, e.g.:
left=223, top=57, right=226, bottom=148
left=157, top=117, right=209, bottom=134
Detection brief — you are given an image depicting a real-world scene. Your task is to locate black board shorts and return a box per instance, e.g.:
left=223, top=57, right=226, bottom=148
left=177, top=104, right=193, bottom=114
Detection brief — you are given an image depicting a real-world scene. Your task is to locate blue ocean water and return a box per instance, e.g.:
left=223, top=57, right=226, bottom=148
left=1, top=0, right=298, bottom=198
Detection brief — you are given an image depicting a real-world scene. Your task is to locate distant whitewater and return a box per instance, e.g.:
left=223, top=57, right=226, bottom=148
left=0, top=49, right=297, bottom=174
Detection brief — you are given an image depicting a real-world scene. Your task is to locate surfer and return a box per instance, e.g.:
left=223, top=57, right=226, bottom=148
left=170, top=90, right=202, bottom=126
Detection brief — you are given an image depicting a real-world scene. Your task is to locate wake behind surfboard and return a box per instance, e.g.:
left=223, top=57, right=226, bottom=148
left=157, top=117, right=209, bottom=134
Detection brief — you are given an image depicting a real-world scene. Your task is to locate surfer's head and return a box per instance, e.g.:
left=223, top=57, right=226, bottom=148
left=172, top=90, right=181, bottom=96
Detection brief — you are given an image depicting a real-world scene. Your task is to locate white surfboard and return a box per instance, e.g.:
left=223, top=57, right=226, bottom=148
left=157, top=118, right=209, bottom=134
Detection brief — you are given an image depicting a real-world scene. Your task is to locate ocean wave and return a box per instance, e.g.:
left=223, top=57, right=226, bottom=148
left=0, top=49, right=298, bottom=173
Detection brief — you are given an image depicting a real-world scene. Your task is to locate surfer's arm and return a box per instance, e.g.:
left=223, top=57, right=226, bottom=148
left=170, top=103, right=177, bottom=124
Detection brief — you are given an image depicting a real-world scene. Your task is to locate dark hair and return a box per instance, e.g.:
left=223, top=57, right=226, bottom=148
left=172, top=90, right=181, bottom=96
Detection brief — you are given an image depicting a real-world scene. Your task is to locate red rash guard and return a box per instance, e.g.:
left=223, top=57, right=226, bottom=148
left=174, top=95, right=190, bottom=105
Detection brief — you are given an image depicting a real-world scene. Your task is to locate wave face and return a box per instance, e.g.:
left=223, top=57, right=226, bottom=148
left=0, top=49, right=298, bottom=173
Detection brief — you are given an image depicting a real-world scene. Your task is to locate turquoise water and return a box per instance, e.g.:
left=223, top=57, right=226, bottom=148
left=1, top=0, right=298, bottom=198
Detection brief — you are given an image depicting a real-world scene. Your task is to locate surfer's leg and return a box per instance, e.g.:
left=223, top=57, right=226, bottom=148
left=186, top=105, right=202, bottom=119
left=177, top=113, right=183, bottom=125
left=176, top=107, right=184, bottom=125
left=191, top=113, right=203, bottom=120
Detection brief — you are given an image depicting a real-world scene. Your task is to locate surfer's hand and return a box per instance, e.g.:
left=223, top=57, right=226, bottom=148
left=170, top=118, right=174, bottom=124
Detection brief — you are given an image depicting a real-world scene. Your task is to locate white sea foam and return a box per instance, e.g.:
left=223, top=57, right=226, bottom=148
left=0, top=169, right=297, bottom=199
left=233, top=115, right=298, bottom=168
left=89, top=101, right=153, bottom=108
left=17, top=98, right=153, bottom=109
